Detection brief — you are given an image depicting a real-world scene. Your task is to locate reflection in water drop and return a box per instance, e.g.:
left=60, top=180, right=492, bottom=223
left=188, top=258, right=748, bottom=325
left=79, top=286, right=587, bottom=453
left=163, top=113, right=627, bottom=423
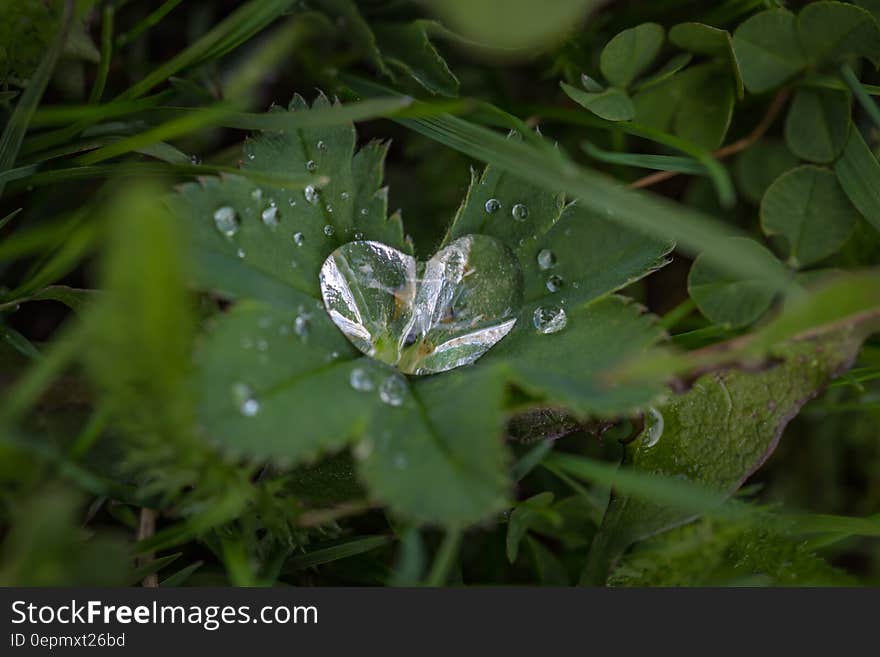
left=323, top=224, right=335, bottom=237
left=304, top=185, right=319, bottom=204
left=484, top=198, right=501, bottom=214
left=511, top=203, right=529, bottom=221
left=537, top=249, right=556, bottom=270
left=349, top=367, right=376, bottom=391
left=546, top=274, right=564, bottom=293
left=319, top=235, right=522, bottom=375
left=643, top=406, right=664, bottom=448
left=379, top=375, right=407, bottom=406
left=261, top=205, right=279, bottom=227
left=213, top=206, right=238, bottom=237
left=532, top=306, right=567, bottom=334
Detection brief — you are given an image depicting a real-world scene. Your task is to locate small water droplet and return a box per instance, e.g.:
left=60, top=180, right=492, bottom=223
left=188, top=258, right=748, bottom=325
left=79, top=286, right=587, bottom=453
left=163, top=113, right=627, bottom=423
left=323, top=224, right=335, bottom=237
left=189, top=154, right=201, bottom=165
left=533, top=306, right=567, bottom=334
left=304, top=185, right=319, bottom=204
left=349, top=367, right=376, bottom=391
left=546, top=275, right=564, bottom=293
left=643, top=407, right=664, bottom=448
left=537, top=249, right=556, bottom=270
left=306, top=159, right=317, bottom=172
left=317, top=140, right=327, bottom=151
left=325, top=203, right=334, bottom=214
left=232, top=382, right=260, bottom=417
left=213, top=206, right=239, bottom=237
left=360, top=208, right=368, bottom=216
left=393, top=453, right=408, bottom=470
left=288, top=197, right=297, bottom=207
left=379, top=374, right=407, bottom=407
left=511, top=203, right=529, bottom=221
left=485, top=198, right=501, bottom=214
left=294, top=313, right=310, bottom=337
left=340, top=191, right=350, bottom=200
left=293, top=232, right=305, bottom=246
left=236, top=248, right=246, bottom=259
left=354, top=231, right=365, bottom=240
left=251, top=188, right=263, bottom=203
left=261, top=205, right=279, bottom=227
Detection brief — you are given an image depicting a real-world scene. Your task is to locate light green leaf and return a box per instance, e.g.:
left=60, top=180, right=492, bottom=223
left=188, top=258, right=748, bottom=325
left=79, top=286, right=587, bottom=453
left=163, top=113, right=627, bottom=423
left=600, top=23, right=665, bottom=89
left=784, top=88, right=851, bottom=164
left=761, top=165, right=858, bottom=267
left=560, top=82, right=635, bottom=122
left=834, top=127, right=880, bottom=234
left=732, top=9, right=806, bottom=93
left=425, top=0, right=599, bottom=52
left=688, top=237, right=787, bottom=328
left=733, top=140, right=798, bottom=204
left=797, top=1, right=880, bottom=68
left=585, top=321, right=878, bottom=583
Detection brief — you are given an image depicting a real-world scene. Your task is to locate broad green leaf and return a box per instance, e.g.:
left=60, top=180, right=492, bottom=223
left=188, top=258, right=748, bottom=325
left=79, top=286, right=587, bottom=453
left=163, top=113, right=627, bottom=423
left=669, top=22, right=730, bottom=55
left=425, top=0, right=599, bottom=52
left=608, top=516, right=855, bottom=586
left=855, top=0, right=880, bottom=23
left=688, top=237, right=787, bottom=328
left=784, top=88, right=851, bottom=164
left=834, top=127, right=880, bottom=234
left=372, top=21, right=459, bottom=97
left=732, top=9, right=806, bottom=93
left=797, top=1, right=880, bottom=68
left=633, top=64, right=735, bottom=150
left=600, top=23, right=665, bottom=89
left=560, top=82, right=635, bottom=122
left=733, top=140, right=798, bottom=204
left=357, top=365, right=512, bottom=527
left=761, top=165, right=858, bottom=267
left=585, top=321, right=878, bottom=583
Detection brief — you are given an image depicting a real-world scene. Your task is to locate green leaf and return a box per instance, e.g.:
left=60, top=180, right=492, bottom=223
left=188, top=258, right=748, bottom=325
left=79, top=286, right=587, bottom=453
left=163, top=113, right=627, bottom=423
left=761, top=165, right=858, bottom=267
left=585, top=323, right=877, bottom=583
left=688, top=237, right=787, bottom=328
left=633, top=64, right=735, bottom=150
left=357, top=366, right=512, bottom=527
left=372, top=21, right=459, bottom=97
left=797, top=1, right=880, bottom=68
left=784, top=88, right=851, bottom=164
left=600, top=23, right=665, bottom=89
left=425, top=0, right=600, bottom=52
left=732, top=9, right=806, bottom=93
left=506, top=492, right=556, bottom=562
left=632, top=53, right=692, bottom=91
left=834, top=127, right=880, bottom=234
left=560, top=82, right=635, bottom=122
left=669, top=22, right=730, bottom=55
left=733, top=140, right=798, bottom=204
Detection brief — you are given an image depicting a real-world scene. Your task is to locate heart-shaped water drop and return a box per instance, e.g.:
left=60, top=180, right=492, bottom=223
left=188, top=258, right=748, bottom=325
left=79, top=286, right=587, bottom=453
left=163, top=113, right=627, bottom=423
left=320, top=234, right=523, bottom=375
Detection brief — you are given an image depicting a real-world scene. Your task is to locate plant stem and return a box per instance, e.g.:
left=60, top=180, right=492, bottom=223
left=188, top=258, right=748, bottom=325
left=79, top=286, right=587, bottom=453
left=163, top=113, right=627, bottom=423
left=425, top=529, right=462, bottom=587
left=137, top=509, right=159, bottom=587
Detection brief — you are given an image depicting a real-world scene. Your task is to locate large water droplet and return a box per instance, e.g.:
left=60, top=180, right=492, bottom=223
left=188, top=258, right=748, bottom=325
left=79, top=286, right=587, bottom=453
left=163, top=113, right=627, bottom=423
left=261, top=205, right=279, bottom=227
left=304, top=185, right=319, bottom=204
left=232, top=382, right=260, bottom=416
left=319, top=235, right=522, bottom=375
left=533, top=306, right=567, bottom=334
left=643, top=407, right=664, bottom=448
left=537, top=249, right=556, bottom=270
left=511, top=203, right=529, bottom=221
left=485, top=198, right=501, bottom=214
left=379, top=374, right=407, bottom=406
left=349, top=367, right=376, bottom=391
left=213, top=206, right=239, bottom=237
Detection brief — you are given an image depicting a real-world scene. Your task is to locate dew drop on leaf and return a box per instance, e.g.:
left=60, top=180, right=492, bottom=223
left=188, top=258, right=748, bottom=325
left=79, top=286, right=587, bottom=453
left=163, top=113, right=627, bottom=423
left=317, top=140, right=327, bottom=151
left=485, top=198, right=501, bottom=214
left=236, top=248, right=246, bottom=259
left=232, top=382, right=260, bottom=417
left=306, top=160, right=317, bottom=172
left=293, top=232, right=305, bottom=246
left=349, top=367, right=376, bottom=391
left=537, top=249, right=556, bottom=270
left=643, top=406, right=664, bottom=448
left=533, top=306, right=567, bottom=334
left=294, top=311, right=311, bottom=337
left=251, top=188, right=263, bottom=203
left=323, top=224, right=335, bottom=237
left=379, top=374, right=407, bottom=406
left=304, top=185, right=319, bottom=204
left=546, top=274, right=564, bottom=292
left=261, top=205, right=279, bottom=227
left=213, top=206, right=239, bottom=237
left=511, top=203, right=529, bottom=221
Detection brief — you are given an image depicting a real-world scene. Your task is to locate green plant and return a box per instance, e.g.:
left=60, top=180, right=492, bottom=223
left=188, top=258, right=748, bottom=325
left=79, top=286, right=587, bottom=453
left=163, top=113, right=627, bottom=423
left=1, top=0, right=879, bottom=587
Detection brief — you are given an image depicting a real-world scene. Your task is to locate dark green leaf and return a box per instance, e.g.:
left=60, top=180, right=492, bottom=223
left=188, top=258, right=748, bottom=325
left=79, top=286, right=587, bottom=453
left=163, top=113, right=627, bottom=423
left=834, top=127, right=880, bottom=234
left=372, top=21, right=459, bottom=97
left=733, top=140, right=798, bottom=204
left=560, top=82, right=635, bottom=122
left=797, top=1, right=880, bottom=67
left=761, top=165, right=858, bottom=267
left=732, top=9, right=806, bottom=93
left=784, top=88, right=851, bottom=164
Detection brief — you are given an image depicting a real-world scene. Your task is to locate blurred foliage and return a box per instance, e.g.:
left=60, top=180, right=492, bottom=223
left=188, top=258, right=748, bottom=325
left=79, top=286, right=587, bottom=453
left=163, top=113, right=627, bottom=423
left=0, top=0, right=879, bottom=587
